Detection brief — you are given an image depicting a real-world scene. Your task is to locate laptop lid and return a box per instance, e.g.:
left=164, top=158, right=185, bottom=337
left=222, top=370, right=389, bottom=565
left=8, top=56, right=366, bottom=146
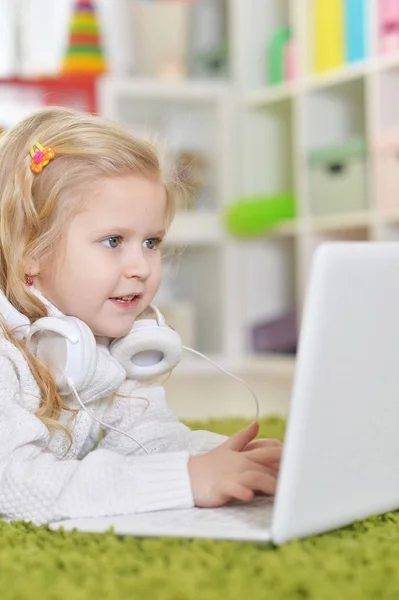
left=272, top=242, right=399, bottom=545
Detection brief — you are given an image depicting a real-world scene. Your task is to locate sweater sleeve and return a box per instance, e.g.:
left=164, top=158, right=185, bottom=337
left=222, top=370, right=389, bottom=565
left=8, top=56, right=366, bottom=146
left=97, top=380, right=228, bottom=457
left=0, top=357, right=194, bottom=526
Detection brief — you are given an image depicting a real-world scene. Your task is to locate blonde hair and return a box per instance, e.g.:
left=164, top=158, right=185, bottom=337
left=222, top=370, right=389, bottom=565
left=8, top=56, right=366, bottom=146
left=0, top=106, right=178, bottom=444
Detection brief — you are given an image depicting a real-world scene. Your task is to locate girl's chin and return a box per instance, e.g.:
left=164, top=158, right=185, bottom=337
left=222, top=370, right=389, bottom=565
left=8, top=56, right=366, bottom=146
left=91, top=318, right=136, bottom=340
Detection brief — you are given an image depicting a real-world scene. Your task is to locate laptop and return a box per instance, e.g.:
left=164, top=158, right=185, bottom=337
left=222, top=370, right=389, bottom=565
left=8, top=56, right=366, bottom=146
left=49, top=242, right=399, bottom=544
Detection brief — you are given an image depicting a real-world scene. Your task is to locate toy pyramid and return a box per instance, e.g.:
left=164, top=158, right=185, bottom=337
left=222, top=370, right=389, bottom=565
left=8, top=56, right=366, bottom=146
left=62, top=0, right=107, bottom=75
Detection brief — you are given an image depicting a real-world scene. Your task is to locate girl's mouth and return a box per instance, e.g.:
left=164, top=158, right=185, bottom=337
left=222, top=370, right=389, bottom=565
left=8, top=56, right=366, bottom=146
left=109, top=294, right=141, bottom=309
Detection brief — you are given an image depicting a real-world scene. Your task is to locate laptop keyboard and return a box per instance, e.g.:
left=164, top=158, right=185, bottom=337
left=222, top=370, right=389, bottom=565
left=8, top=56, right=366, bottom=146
left=49, top=496, right=275, bottom=539
left=141, top=495, right=275, bottom=531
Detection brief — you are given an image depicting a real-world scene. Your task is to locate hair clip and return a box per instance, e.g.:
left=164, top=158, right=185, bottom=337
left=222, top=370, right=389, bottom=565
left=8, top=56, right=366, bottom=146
left=30, top=142, right=56, bottom=174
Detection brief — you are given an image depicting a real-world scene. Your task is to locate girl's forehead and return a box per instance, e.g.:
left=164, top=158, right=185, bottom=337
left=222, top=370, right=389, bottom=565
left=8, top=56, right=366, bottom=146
left=70, top=176, right=167, bottom=230
left=87, top=175, right=166, bottom=205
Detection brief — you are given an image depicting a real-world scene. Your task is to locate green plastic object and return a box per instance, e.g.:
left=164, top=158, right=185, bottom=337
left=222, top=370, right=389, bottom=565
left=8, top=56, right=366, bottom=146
left=268, top=27, right=291, bottom=85
left=224, top=194, right=296, bottom=237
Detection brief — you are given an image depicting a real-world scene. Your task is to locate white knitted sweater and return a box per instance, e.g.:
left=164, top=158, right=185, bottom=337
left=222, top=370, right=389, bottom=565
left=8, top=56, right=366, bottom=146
left=0, top=293, right=226, bottom=525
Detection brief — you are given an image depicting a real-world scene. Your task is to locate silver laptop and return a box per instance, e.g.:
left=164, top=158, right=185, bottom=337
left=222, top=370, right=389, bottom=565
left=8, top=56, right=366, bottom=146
left=50, top=242, right=399, bottom=544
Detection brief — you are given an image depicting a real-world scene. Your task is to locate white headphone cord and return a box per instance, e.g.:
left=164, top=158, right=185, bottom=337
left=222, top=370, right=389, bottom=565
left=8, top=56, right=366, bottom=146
left=66, top=377, right=150, bottom=455
left=183, top=346, right=260, bottom=422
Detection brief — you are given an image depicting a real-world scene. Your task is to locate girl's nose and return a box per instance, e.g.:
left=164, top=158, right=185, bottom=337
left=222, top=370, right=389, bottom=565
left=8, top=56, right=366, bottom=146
left=125, top=249, right=151, bottom=280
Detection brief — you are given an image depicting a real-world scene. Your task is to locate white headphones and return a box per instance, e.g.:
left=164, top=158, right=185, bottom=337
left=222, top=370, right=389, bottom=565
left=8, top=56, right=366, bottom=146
left=0, top=291, right=182, bottom=393
left=0, top=290, right=260, bottom=454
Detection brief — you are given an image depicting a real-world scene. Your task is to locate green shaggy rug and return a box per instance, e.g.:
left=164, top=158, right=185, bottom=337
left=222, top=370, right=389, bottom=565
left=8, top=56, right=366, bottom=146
left=1, top=417, right=399, bottom=600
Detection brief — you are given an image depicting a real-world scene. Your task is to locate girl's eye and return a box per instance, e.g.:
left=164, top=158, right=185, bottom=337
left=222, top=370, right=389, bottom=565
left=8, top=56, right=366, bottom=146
left=143, top=237, right=162, bottom=250
left=102, top=236, right=122, bottom=249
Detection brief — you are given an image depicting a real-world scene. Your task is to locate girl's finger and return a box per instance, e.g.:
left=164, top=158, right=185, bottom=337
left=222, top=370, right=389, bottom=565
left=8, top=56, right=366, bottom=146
left=221, top=476, right=255, bottom=503
left=243, top=438, right=283, bottom=451
left=241, top=458, right=279, bottom=478
left=238, top=470, right=278, bottom=496
left=244, top=447, right=282, bottom=467
left=222, top=421, right=259, bottom=452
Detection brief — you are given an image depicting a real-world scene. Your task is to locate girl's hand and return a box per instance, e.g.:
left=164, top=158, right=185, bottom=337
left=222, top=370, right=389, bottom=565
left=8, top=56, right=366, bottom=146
left=188, top=421, right=282, bottom=508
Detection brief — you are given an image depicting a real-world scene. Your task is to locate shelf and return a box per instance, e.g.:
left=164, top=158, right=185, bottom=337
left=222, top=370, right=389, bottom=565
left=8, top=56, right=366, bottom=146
left=164, top=211, right=223, bottom=246
left=173, top=352, right=295, bottom=378
left=243, top=82, right=296, bottom=108
left=376, top=209, right=399, bottom=225
left=304, top=61, right=368, bottom=91
left=242, top=54, right=399, bottom=109
left=301, top=211, right=373, bottom=233
left=242, top=65, right=367, bottom=109
left=375, top=52, right=399, bottom=74
left=268, top=219, right=299, bottom=237
left=301, top=210, right=399, bottom=233
left=263, top=213, right=372, bottom=238
left=101, top=77, right=231, bottom=103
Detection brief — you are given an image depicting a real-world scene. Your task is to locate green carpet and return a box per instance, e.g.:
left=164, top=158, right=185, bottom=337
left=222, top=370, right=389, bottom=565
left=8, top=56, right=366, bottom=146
left=2, top=417, right=399, bottom=600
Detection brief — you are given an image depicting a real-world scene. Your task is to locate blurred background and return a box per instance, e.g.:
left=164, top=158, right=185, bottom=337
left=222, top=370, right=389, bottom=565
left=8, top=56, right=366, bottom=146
left=0, top=0, right=397, bottom=420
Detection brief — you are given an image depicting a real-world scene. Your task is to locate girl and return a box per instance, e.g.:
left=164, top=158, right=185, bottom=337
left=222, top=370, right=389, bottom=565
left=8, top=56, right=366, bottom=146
left=0, top=107, right=281, bottom=526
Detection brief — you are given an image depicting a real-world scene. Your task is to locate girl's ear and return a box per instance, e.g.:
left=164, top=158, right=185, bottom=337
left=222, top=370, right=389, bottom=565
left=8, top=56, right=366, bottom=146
left=24, top=260, right=40, bottom=277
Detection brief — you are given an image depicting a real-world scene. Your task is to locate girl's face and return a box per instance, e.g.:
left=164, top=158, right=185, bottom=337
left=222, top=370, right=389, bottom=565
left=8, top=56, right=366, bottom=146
left=33, top=175, right=167, bottom=338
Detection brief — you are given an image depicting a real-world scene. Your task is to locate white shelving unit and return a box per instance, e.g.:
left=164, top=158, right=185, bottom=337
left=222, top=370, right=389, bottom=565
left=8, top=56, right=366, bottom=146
left=98, top=0, right=399, bottom=418
left=233, top=0, right=399, bottom=337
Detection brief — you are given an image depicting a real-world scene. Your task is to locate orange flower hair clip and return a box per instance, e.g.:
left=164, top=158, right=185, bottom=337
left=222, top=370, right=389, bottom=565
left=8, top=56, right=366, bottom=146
left=30, top=142, right=56, bottom=174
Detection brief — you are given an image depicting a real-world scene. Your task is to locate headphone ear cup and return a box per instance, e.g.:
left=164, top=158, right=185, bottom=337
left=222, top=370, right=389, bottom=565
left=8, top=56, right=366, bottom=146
left=109, top=322, right=182, bottom=380
left=26, top=316, right=97, bottom=394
